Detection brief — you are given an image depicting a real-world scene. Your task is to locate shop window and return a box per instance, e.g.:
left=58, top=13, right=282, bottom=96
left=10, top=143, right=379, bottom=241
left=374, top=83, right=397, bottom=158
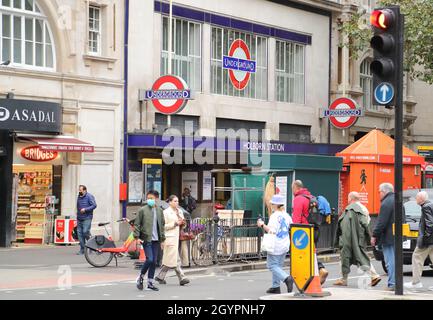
left=155, top=113, right=200, bottom=136
left=211, top=26, right=267, bottom=100
left=0, top=0, right=55, bottom=70
left=161, top=16, right=202, bottom=92
left=279, top=124, right=311, bottom=143
left=275, top=40, right=305, bottom=104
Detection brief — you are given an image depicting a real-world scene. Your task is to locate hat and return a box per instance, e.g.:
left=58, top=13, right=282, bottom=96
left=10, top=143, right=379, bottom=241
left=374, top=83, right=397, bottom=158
left=270, top=194, right=285, bottom=205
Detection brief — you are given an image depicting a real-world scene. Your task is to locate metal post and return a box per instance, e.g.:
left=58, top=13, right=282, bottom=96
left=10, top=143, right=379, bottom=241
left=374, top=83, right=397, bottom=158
left=213, top=215, right=220, bottom=264
left=394, top=11, right=404, bottom=296
left=167, top=0, right=173, bottom=129
left=0, top=130, right=13, bottom=247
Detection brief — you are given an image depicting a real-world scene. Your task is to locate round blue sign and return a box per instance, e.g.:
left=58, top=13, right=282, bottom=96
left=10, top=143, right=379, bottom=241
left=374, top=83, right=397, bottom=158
left=293, top=230, right=309, bottom=250
left=374, top=82, right=394, bottom=105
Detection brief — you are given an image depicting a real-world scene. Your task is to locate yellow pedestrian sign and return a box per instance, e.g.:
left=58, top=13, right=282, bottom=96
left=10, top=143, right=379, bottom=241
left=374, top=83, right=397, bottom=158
left=290, top=224, right=315, bottom=292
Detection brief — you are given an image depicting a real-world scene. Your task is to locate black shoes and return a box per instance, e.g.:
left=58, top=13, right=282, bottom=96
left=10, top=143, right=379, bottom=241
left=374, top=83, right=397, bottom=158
left=155, top=277, right=167, bottom=285
left=266, top=287, right=281, bottom=294
left=136, top=275, right=144, bottom=291
left=284, top=276, right=294, bottom=293
left=180, top=278, right=190, bottom=286
left=146, top=283, right=159, bottom=291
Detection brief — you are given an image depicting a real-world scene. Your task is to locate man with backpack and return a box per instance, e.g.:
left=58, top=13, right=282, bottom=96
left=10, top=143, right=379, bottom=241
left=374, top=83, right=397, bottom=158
left=291, top=180, right=329, bottom=285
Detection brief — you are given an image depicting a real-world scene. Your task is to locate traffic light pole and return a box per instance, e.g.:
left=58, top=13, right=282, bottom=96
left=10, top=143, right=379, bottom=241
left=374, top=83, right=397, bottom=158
left=394, top=13, right=404, bottom=296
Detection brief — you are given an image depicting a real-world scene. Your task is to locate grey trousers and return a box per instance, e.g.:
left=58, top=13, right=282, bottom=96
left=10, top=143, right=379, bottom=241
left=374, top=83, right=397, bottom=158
left=411, top=245, right=433, bottom=284
left=157, top=257, right=186, bottom=281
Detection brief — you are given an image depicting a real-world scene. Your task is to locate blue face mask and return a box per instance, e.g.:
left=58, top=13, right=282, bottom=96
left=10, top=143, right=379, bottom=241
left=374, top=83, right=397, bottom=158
left=147, top=199, right=156, bottom=207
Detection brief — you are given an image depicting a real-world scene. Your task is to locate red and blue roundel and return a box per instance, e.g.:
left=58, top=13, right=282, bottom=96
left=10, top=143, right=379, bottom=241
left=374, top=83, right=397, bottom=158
left=223, top=39, right=256, bottom=91
left=145, top=75, right=191, bottom=115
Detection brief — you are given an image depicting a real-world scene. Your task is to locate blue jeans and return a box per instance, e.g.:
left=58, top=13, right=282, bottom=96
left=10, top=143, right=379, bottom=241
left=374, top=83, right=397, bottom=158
left=382, top=244, right=395, bottom=288
left=77, top=219, right=92, bottom=252
left=267, top=253, right=289, bottom=288
left=141, top=241, right=160, bottom=282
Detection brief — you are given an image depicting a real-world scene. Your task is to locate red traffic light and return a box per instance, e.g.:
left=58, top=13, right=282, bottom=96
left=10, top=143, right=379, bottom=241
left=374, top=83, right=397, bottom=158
left=370, top=9, right=395, bottom=30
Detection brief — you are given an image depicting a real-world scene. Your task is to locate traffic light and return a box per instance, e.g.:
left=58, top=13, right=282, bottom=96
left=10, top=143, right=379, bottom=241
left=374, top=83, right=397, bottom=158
left=370, top=6, right=402, bottom=108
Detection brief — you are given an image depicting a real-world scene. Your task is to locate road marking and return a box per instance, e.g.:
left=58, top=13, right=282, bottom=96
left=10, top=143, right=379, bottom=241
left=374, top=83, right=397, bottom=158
left=84, top=283, right=116, bottom=288
left=248, top=280, right=254, bottom=282
left=69, top=293, right=79, bottom=295
left=218, top=278, right=225, bottom=281
left=137, top=295, right=145, bottom=298
left=103, top=294, right=111, bottom=297
left=36, top=292, right=46, bottom=295
left=171, top=296, right=179, bottom=299
left=206, top=297, right=215, bottom=300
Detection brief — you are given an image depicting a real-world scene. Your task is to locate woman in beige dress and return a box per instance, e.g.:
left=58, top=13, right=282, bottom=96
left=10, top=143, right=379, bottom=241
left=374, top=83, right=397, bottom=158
left=155, top=195, right=190, bottom=286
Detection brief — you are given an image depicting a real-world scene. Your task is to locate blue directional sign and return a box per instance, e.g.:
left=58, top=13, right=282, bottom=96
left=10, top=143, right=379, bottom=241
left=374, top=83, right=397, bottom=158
left=374, top=82, right=394, bottom=105
left=293, top=230, right=309, bottom=250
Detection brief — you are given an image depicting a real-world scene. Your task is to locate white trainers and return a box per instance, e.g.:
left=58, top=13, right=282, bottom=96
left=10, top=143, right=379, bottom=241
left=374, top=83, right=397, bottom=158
left=404, top=281, right=423, bottom=290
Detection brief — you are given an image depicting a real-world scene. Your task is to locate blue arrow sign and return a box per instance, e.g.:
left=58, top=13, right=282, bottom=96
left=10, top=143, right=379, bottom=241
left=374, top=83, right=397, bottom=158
left=293, top=230, right=309, bottom=250
left=374, top=82, right=394, bottom=105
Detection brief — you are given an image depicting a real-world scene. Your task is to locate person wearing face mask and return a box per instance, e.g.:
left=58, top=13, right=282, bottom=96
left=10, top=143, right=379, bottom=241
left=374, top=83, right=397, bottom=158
left=76, top=185, right=97, bottom=255
left=134, top=190, right=166, bottom=291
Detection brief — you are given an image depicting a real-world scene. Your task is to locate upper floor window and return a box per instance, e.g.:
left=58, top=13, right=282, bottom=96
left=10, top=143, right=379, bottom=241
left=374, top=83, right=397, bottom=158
left=0, top=0, right=55, bottom=70
left=88, top=5, right=101, bottom=55
left=360, top=59, right=376, bottom=110
left=161, top=16, right=202, bottom=92
left=276, top=40, right=305, bottom=104
left=211, top=27, right=267, bottom=100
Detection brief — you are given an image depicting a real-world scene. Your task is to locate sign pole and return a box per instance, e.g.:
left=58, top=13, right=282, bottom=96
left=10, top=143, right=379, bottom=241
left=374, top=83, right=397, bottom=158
left=394, top=12, right=404, bottom=296
left=167, top=0, right=173, bottom=128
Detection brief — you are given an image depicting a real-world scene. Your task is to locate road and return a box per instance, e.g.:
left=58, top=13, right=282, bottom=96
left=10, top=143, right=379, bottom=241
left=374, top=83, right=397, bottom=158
left=2, top=245, right=433, bottom=299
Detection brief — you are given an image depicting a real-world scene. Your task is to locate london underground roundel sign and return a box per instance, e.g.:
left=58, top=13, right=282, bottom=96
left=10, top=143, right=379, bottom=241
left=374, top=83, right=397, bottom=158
left=223, top=39, right=256, bottom=90
left=324, top=97, right=363, bottom=129
left=145, top=75, right=191, bottom=115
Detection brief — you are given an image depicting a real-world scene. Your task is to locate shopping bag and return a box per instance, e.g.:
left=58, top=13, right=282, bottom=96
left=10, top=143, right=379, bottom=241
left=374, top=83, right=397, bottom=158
left=261, top=233, right=276, bottom=254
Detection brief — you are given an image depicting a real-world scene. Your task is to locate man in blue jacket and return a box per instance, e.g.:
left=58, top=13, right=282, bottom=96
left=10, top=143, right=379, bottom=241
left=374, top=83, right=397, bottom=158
left=76, top=185, right=97, bottom=255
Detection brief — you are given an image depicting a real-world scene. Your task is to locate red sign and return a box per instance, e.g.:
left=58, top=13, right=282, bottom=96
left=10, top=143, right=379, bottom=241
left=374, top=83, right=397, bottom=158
left=327, top=98, right=362, bottom=129
left=21, top=146, right=59, bottom=162
left=223, top=39, right=256, bottom=90
left=55, top=219, right=78, bottom=244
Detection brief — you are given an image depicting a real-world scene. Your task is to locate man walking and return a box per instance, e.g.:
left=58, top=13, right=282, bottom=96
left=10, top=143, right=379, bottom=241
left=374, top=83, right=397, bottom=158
left=291, top=180, right=328, bottom=284
left=134, top=190, right=166, bottom=291
left=404, top=191, right=433, bottom=290
left=372, top=183, right=396, bottom=290
left=181, top=188, right=197, bottom=214
left=334, top=192, right=381, bottom=287
left=76, top=185, right=97, bottom=255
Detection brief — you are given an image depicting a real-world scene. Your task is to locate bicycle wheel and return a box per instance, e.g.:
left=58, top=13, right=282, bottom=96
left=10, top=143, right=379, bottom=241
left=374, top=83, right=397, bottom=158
left=84, top=247, right=114, bottom=267
left=191, top=234, right=213, bottom=267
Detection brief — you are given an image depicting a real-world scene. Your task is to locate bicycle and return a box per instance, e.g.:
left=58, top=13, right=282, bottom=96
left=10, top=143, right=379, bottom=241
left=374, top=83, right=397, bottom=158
left=84, top=218, right=141, bottom=268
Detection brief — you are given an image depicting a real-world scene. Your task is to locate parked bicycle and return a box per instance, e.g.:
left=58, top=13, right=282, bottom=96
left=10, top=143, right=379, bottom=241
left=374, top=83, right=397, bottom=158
left=84, top=218, right=141, bottom=268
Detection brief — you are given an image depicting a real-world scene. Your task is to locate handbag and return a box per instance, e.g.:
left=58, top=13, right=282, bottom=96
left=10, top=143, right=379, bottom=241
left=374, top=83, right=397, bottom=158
left=261, top=232, right=276, bottom=254
left=175, top=209, right=194, bottom=241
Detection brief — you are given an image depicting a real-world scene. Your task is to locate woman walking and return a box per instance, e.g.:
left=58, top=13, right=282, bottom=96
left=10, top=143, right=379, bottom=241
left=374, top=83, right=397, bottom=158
left=155, top=195, right=190, bottom=286
left=257, top=194, right=293, bottom=294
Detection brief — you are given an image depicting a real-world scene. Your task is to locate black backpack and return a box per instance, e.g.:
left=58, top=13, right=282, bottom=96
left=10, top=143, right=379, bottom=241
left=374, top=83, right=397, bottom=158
left=302, top=195, right=324, bottom=226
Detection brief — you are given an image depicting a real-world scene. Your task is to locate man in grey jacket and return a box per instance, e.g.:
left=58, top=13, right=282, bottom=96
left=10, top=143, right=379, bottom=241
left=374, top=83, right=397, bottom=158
left=404, top=191, right=433, bottom=290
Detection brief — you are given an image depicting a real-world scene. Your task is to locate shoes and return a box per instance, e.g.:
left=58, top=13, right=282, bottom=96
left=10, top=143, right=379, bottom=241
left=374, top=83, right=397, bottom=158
left=136, top=274, right=144, bottom=291
left=76, top=250, right=84, bottom=255
left=333, top=278, right=348, bottom=286
left=180, top=278, right=190, bottom=286
left=384, top=286, right=395, bottom=291
left=266, top=287, right=281, bottom=294
left=146, top=283, right=159, bottom=291
left=319, top=268, right=329, bottom=285
left=371, top=277, right=381, bottom=287
left=284, top=276, right=293, bottom=293
left=155, top=277, right=167, bottom=285
left=404, top=282, right=423, bottom=290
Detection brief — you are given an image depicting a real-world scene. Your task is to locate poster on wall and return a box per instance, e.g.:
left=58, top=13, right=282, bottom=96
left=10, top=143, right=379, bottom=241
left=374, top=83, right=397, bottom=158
left=275, top=176, right=288, bottom=209
left=182, top=172, right=198, bottom=200
left=128, top=171, right=143, bottom=204
left=202, top=171, right=212, bottom=201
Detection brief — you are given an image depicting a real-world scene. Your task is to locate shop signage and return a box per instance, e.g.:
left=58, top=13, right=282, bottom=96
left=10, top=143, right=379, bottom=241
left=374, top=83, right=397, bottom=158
left=323, top=98, right=363, bottom=129
left=144, top=75, right=191, bottom=115
left=223, top=39, right=256, bottom=90
left=20, top=146, right=59, bottom=162
left=0, top=99, right=61, bottom=133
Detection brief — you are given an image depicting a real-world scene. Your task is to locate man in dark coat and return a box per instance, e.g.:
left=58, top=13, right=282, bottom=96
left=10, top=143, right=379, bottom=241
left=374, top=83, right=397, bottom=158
left=404, top=191, right=433, bottom=290
left=334, top=192, right=381, bottom=287
left=372, top=183, right=396, bottom=290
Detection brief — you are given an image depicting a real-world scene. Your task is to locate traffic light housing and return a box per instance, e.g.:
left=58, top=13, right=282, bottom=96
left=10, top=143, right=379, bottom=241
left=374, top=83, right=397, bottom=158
left=370, top=6, right=402, bottom=108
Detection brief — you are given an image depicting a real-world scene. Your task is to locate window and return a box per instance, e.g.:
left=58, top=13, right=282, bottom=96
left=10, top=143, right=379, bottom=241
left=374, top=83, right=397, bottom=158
left=155, top=113, right=200, bottom=136
left=275, top=40, right=305, bottom=104
left=0, top=0, right=55, bottom=69
left=279, top=124, right=310, bottom=143
left=88, top=5, right=101, bottom=55
left=161, top=17, right=201, bottom=92
left=216, top=118, right=266, bottom=141
left=211, top=27, right=267, bottom=100
left=360, top=59, right=376, bottom=110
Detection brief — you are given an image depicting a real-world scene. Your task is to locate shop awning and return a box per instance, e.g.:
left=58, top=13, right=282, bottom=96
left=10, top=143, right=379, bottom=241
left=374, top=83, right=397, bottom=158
left=19, top=135, right=94, bottom=153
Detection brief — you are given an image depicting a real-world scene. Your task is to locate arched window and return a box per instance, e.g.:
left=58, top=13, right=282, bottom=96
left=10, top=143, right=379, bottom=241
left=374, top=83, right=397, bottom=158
left=0, top=0, right=55, bottom=70
left=360, top=59, right=375, bottom=110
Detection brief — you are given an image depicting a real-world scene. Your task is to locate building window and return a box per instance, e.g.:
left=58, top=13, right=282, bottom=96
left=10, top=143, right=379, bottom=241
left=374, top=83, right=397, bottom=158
left=275, top=40, right=305, bottom=104
left=360, top=59, right=376, bottom=110
left=211, top=27, right=267, bottom=100
left=155, top=113, right=200, bottom=136
left=88, top=5, right=101, bottom=55
left=216, top=118, right=266, bottom=141
left=161, top=16, right=201, bottom=92
left=279, top=124, right=310, bottom=143
left=0, top=0, right=55, bottom=69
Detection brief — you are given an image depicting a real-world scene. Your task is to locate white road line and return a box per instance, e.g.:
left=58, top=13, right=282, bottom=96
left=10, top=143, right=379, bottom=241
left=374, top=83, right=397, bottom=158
left=69, top=293, right=79, bottom=295
left=248, top=280, right=254, bottom=282
left=171, top=296, right=179, bottom=299
left=84, top=283, right=116, bottom=288
left=103, top=294, right=111, bottom=297
left=206, top=297, right=215, bottom=300
left=36, top=292, right=46, bottom=294
left=137, top=295, right=145, bottom=298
